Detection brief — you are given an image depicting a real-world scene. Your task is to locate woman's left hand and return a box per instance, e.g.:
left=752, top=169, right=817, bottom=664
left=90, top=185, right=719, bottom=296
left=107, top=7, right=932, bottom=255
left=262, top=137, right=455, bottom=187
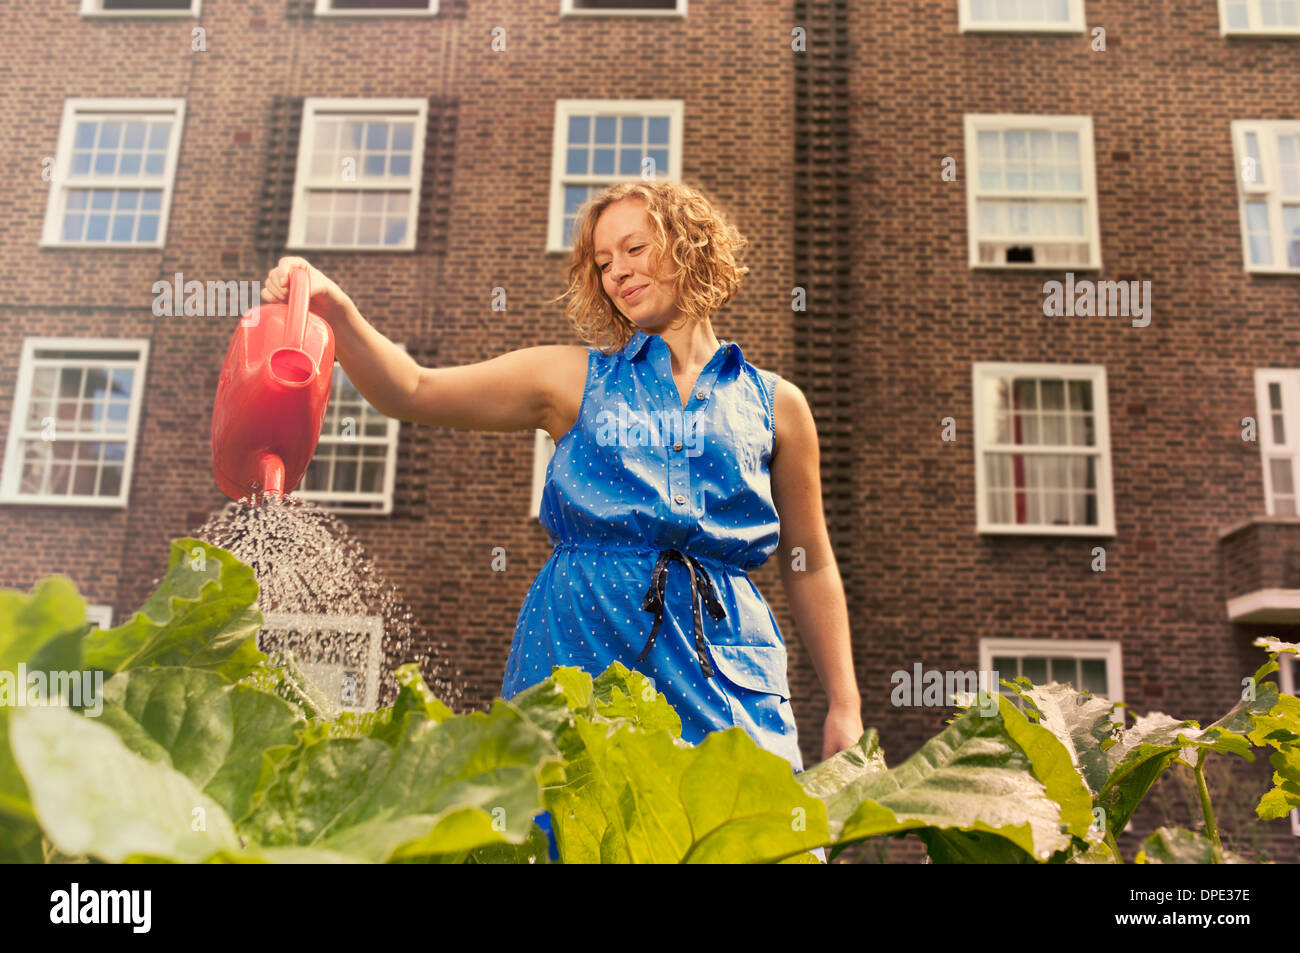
left=820, top=702, right=865, bottom=762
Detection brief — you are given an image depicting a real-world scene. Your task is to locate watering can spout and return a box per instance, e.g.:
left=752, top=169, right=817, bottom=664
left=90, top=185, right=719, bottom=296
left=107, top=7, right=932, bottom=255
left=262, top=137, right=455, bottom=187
left=210, top=268, right=334, bottom=503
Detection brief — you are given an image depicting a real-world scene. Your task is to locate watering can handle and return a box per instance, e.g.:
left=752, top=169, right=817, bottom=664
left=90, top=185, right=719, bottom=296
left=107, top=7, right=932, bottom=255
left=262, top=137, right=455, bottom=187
left=285, top=267, right=310, bottom=351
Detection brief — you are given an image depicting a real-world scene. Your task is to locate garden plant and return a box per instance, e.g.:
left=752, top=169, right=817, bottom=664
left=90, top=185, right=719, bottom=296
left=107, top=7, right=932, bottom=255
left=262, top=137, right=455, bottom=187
left=1, top=537, right=1296, bottom=864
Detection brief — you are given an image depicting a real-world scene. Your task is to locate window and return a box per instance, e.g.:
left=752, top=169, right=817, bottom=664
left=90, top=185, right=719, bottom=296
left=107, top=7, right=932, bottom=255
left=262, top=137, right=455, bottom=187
left=972, top=363, right=1115, bottom=535
left=1220, top=0, right=1300, bottom=35
left=288, top=99, right=428, bottom=251
left=85, top=604, right=113, bottom=629
left=41, top=99, right=185, bottom=247
left=261, top=612, right=384, bottom=714
left=0, top=339, right=149, bottom=507
left=959, top=0, right=1085, bottom=31
left=530, top=429, right=557, bottom=519
left=1232, top=121, right=1300, bottom=273
left=964, top=114, right=1101, bottom=269
left=296, top=359, right=401, bottom=514
left=548, top=99, right=684, bottom=252
left=1255, top=370, right=1300, bottom=515
left=315, top=0, right=437, bottom=14
left=979, top=638, right=1124, bottom=713
left=561, top=0, right=686, bottom=14
left=81, top=0, right=199, bottom=15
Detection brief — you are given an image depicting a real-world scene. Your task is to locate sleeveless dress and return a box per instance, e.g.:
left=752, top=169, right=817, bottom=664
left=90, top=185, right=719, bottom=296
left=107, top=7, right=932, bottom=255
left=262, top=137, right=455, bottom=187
left=501, top=328, right=805, bottom=772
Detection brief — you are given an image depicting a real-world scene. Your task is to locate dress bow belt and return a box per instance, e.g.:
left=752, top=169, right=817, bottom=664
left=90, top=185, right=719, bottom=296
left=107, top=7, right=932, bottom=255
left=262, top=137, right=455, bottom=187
left=638, top=548, right=725, bottom=678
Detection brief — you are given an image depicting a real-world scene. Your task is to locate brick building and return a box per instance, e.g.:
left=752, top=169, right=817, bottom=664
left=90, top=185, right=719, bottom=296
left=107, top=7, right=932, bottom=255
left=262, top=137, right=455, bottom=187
left=0, top=0, right=1296, bottom=861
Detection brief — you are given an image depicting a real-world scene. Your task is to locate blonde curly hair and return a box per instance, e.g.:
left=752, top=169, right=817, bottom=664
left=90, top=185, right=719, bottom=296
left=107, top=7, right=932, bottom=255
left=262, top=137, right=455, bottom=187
left=551, top=180, right=750, bottom=355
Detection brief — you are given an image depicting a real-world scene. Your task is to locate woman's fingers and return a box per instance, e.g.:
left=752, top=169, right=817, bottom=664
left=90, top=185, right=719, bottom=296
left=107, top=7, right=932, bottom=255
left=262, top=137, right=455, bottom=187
left=263, top=256, right=312, bottom=302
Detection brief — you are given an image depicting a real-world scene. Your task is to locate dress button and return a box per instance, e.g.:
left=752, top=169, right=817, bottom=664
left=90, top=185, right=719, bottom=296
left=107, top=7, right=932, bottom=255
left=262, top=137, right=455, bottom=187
left=695, top=390, right=705, bottom=400
left=673, top=441, right=683, bottom=451
left=674, top=494, right=686, bottom=504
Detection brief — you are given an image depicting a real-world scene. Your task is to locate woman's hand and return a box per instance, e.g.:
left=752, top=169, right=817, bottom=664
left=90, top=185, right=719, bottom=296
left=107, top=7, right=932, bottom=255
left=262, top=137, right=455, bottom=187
left=821, top=701, right=865, bottom=762
left=260, top=256, right=351, bottom=323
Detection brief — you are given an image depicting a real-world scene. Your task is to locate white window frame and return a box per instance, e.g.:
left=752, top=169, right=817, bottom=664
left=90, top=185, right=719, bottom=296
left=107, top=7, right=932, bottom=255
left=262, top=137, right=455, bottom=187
left=560, top=0, right=686, bottom=15
left=530, top=429, right=557, bottom=519
left=980, top=637, right=1125, bottom=712
left=41, top=98, right=186, bottom=248
left=295, top=351, right=403, bottom=515
left=1254, top=369, right=1300, bottom=516
left=85, top=604, right=113, bottom=629
left=0, top=338, right=150, bottom=508
left=964, top=114, right=1102, bottom=270
left=287, top=98, right=428, bottom=252
left=1231, top=120, right=1300, bottom=274
left=1219, top=0, right=1300, bottom=36
left=548, top=99, right=684, bottom=253
left=972, top=362, right=1115, bottom=536
left=314, top=0, right=438, bottom=15
left=958, top=0, right=1086, bottom=32
left=262, top=612, right=384, bottom=714
left=80, top=0, right=199, bottom=15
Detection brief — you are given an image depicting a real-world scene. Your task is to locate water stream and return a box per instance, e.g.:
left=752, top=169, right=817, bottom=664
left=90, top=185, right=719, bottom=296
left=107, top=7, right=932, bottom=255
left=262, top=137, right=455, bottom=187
left=193, top=495, right=464, bottom=718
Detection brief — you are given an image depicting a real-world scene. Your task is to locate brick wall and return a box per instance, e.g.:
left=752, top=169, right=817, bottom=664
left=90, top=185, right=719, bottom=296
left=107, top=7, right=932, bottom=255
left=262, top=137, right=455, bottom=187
left=838, top=0, right=1300, bottom=860
left=0, top=0, right=1296, bottom=861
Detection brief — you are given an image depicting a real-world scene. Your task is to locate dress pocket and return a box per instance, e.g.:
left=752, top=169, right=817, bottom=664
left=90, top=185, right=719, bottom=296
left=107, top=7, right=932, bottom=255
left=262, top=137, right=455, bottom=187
left=705, top=642, right=791, bottom=700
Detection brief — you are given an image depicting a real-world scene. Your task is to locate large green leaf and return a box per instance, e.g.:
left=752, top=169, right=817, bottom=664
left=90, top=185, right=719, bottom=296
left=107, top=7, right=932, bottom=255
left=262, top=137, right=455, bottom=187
left=96, top=667, right=300, bottom=823
left=9, top=705, right=241, bottom=863
left=1246, top=691, right=1300, bottom=820
left=809, top=694, right=1087, bottom=861
left=244, top=698, right=563, bottom=863
left=548, top=719, right=830, bottom=864
left=1135, top=826, right=1248, bottom=865
left=367, top=662, right=454, bottom=746
left=1095, top=712, right=1203, bottom=836
left=0, top=815, right=45, bottom=863
left=796, top=728, right=889, bottom=818
left=83, top=538, right=265, bottom=680
left=590, top=661, right=683, bottom=736
left=0, top=576, right=93, bottom=826
left=0, top=576, right=88, bottom=673
left=1004, top=681, right=1122, bottom=793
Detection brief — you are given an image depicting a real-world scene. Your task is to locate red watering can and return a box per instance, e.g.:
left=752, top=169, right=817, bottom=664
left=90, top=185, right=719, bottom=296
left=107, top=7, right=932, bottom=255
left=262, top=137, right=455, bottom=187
left=211, top=267, right=335, bottom=502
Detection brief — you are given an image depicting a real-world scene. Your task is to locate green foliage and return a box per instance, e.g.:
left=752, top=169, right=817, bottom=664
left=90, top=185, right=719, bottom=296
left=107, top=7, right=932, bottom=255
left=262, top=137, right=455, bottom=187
left=83, top=538, right=266, bottom=680
left=797, top=692, right=1092, bottom=862
left=1135, top=827, right=1248, bottom=865
left=2, top=541, right=1299, bottom=863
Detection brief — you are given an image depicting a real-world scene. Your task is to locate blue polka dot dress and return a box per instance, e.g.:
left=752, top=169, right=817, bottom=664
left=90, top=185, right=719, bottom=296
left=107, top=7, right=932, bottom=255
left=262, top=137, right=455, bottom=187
left=502, top=328, right=806, bottom=775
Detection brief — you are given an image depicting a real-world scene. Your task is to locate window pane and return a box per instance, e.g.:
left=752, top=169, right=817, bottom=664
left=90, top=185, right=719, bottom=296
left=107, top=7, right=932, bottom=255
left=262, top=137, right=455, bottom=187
left=1247, top=202, right=1273, bottom=266
left=1283, top=206, right=1300, bottom=268
left=1271, top=457, right=1296, bottom=495
left=1021, top=657, right=1048, bottom=685
left=1080, top=659, right=1107, bottom=694
left=1048, top=657, right=1077, bottom=685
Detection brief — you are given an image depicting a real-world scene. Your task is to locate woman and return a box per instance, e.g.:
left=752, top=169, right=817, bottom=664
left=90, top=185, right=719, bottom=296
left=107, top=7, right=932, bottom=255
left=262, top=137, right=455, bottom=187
left=262, top=180, right=862, bottom=852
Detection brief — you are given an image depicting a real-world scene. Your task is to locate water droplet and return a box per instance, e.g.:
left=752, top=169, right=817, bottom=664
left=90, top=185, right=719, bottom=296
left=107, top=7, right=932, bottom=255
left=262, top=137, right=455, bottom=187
left=192, top=496, right=467, bottom=713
